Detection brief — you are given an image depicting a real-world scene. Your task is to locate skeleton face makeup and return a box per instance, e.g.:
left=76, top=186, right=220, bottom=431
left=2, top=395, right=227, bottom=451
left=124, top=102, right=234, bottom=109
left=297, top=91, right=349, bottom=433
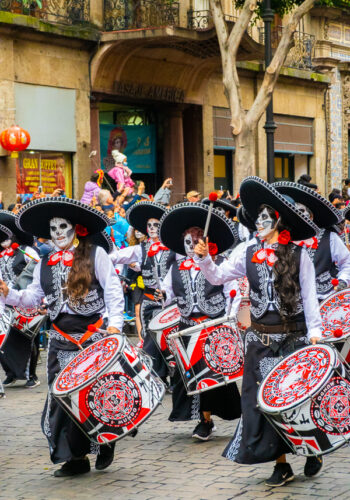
left=135, top=230, right=144, bottom=240
left=183, top=227, right=204, bottom=258
left=255, top=208, right=277, bottom=240
left=295, top=202, right=313, bottom=220
left=147, top=218, right=160, bottom=239
left=49, top=217, right=74, bottom=249
left=1, top=239, right=12, bottom=249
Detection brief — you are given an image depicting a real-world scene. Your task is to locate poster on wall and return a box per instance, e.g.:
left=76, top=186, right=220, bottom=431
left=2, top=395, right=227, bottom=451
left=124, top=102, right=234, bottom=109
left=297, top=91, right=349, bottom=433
left=16, top=152, right=73, bottom=197
left=100, top=124, right=156, bottom=174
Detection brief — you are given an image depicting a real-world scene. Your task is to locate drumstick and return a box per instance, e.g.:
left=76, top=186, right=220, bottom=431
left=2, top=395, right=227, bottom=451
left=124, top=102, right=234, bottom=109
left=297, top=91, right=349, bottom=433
left=229, top=289, right=237, bottom=316
left=203, top=192, right=218, bottom=239
left=11, top=243, right=39, bottom=262
left=87, top=325, right=111, bottom=336
left=153, top=259, right=165, bottom=308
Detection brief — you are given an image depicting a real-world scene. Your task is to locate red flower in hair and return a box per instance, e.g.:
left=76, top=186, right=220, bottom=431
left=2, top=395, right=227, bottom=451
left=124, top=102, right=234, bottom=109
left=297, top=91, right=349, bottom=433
left=208, top=242, right=218, bottom=256
left=75, top=224, right=89, bottom=237
left=278, top=230, right=291, bottom=245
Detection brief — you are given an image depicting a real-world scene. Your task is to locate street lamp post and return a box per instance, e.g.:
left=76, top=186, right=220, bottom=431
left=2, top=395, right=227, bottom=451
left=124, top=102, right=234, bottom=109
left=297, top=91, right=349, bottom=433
left=262, top=0, right=276, bottom=183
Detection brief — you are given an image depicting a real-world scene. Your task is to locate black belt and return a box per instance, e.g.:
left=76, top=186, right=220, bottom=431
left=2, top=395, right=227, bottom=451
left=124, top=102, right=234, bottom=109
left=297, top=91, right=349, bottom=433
left=251, top=320, right=307, bottom=334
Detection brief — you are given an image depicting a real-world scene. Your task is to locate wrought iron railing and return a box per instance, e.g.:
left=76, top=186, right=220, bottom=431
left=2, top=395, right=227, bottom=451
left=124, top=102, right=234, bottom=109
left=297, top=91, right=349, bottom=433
left=259, top=26, right=315, bottom=70
left=187, top=9, right=212, bottom=31
left=104, top=0, right=179, bottom=31
left=0, top=0, right=90, bottom=25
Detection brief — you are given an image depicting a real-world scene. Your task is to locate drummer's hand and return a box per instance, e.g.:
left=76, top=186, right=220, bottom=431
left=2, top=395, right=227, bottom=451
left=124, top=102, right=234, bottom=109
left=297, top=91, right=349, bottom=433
left=0, top=280, right=9, bottom=297
left=335, top=279, right=347, bottom=291
left=310, top=337, right=320, bottom=345
left=194, top=237, right=209, bottom=258
left=106, top=326, right=120, bottom=336
left=154, top=289, right=164, bottom=301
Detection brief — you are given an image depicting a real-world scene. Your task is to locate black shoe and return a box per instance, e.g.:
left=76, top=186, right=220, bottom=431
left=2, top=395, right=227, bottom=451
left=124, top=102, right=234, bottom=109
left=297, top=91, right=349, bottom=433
left=3, top=375, right=17, bottom=387
left=304, top=456, right=323, bottom=478
left=192, top=418, right=216, bottom=441
left=265, top=463, right=294, bottom=487
left=95, top=442, right=115, bottom=471
left=25, top=377, right=40, bottom=388
left=54, top=457, right=90, bottom=477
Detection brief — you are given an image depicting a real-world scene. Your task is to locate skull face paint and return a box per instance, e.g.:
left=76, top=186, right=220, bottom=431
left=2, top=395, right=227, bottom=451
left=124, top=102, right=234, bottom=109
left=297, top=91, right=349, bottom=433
left=255, top=208, right=277, bottom=240
left=147, top=218, right=160, bottom=239
left=295, top=202, right=313, bottom=220
left=1, top=239, right=12, bottom=249
left=135, top=230, right=144, bottom=240
left=183, top=227, right=204, bottom=258
left=49, top=217, right=75, bottom=249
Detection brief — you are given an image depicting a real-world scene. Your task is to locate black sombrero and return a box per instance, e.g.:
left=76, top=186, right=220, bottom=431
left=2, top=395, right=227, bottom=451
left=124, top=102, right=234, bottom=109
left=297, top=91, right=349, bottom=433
left=0, top=210, right=34, bottom=246
left=16, top=197, right=110, bottom=240
left=273, top=181, right=342, bottom=228
left=202, top=198, right=237, bottom=217
left=0, top=223, right=13, bottom=243
left=237, top=206, right=256, bottom=233
left=342, top=206, right=350, bottom=222
left=159, top=202, right=238, bottom=256
left=240, top=177, right=318, bottom=240
left=126, top=201, right=167, bottom=235
left=89, top=230, right=114, bottom=254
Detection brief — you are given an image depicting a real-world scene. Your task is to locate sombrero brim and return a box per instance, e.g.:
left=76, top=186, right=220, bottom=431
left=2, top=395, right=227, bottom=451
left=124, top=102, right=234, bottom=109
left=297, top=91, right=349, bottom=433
left=202, top=198, right=237, bottom=217
left=342, top=206, right=350, bottom=222
left=17, top=197, right=109, bottom=240
left=89, top=231, right=114, bottom=254
left=237, top=206, right=256, bottom=232
left=0, top=210, right=34, bottom=246
left=159, top=202, right=237, bottom=256
left=0, top=223, right=13, bottom=243
left=273, top=181, right=342, bottom=228
left=240, top=177, right=318, bottom=240
left=126, top=201, right=166, bottom=235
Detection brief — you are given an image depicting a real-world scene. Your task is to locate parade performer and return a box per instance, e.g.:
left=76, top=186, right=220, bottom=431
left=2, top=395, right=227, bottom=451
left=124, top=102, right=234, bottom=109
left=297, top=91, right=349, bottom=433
left=0, top=210, right=40, bottom=388
left=158, top=202, right=241, bottom=440
left=273, top=182, right=350, bottom=300
left=0, top=198, right=123, bottom=477
left=111, top=201, right=176, bottom=381
left=194, top=177, right=323, bottom=486
left=108, top=150, right=134, bottom=193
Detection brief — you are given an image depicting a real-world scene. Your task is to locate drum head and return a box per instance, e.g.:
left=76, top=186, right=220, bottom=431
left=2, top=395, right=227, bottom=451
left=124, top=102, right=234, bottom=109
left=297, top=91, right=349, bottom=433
left=148, top=304, right=181, bottom=332
left=52, top=335, right=123, bottom=395
left=258, top=345, right=336, bottom=413
left=320, top=289, right=350, bottom=341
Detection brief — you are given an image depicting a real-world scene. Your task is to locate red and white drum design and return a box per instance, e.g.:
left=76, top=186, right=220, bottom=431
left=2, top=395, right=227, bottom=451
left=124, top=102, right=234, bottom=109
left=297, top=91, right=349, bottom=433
left=258, top=345, right=350, bottom=456
left=148, top=304, right=181, bottom=365
left=169, top=318, right=244, bottom=395
left=320, top=290, right=350, bottom=341
left=236, top=298, right=251, bottom=335
left=12, top=306, right=46, bottom=339
left=0, top=307, right=13, bottom=349
left=52, top=334, right=165, bottom=444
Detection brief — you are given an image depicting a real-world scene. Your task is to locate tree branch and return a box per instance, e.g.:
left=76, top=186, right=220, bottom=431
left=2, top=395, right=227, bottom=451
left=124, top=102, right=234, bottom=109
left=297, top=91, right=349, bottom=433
left=228, top=0, right=257, bottom=58
left=246, top=0, right=316, bottom=128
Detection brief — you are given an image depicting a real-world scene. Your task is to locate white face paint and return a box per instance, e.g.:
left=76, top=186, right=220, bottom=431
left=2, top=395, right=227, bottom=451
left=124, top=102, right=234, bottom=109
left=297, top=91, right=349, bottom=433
left=49, top=217, right=74, bottom=249
left=135, top=230, right=144, bottom=240
left=295, top=202, right=313, bottom=220
left=1, top=239, right=12, bottom=249
left=184, top=233, right=195, bottom=258
left=255, top=208, right=276, bottom=240
left=147, top=218, right=160, bottom=239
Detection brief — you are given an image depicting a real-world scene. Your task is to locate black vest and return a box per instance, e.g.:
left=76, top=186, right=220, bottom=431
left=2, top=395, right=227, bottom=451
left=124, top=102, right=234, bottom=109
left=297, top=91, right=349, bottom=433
left=172, top=257, right=226, bottom=318
left=40, top=246, right=105, bottom=321
left=246, top=241, right=304, bottom=323
left=140, top=240, right=175, bottom=289
left=0, top=247, right=27, bottom=287
left=305, top=229, right=337, bottom=296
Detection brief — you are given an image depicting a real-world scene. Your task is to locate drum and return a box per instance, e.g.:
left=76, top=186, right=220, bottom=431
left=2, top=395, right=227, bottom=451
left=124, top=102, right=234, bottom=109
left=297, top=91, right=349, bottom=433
left=257, top=344, right=350, bottom=457
left=319, top=290, right=350, bottom=342
left=12, top=306, right=46, bottom=339
left=236, top=298, right=251, bottom=335
left=52, top=334, right=165, bottom=445
left=0, top=307, right=14, bottom=350
left=168, top=315, right=244, bottom=395
left=148, top=304, right=180, bottom=366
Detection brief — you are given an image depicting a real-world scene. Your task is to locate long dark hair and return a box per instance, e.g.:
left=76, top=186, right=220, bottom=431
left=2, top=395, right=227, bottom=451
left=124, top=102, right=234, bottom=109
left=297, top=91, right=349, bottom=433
left=67, top=237, right=93, bottom=300
left=260, top=205, right=301, bottom=320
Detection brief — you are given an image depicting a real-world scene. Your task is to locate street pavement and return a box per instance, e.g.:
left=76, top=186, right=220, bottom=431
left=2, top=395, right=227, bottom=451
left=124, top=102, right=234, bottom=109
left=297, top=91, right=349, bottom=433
left=1, top=352, right=350, bottom=500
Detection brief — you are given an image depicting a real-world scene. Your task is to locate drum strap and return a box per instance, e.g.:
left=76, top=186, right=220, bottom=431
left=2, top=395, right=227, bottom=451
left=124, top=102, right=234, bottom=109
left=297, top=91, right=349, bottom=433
left=52, top=317, right=104, bottom=350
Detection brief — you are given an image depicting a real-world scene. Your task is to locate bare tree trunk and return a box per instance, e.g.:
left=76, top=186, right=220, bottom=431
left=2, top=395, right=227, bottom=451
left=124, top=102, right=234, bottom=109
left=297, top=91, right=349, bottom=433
left=234, top=127, right=255, bottom=194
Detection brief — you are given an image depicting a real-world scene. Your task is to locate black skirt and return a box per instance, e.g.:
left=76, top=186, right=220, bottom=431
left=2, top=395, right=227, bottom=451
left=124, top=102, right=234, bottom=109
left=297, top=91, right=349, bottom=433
left=0, top=326, right=33, bottom=380
left=42, top=313, right=103, bottom=464
left=223, top=327, right=307, bottom=464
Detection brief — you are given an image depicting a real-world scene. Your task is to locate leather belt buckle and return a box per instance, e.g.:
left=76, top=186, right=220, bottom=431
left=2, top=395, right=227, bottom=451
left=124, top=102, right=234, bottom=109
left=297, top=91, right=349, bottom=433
left=261, top=334, right=270, bottom=346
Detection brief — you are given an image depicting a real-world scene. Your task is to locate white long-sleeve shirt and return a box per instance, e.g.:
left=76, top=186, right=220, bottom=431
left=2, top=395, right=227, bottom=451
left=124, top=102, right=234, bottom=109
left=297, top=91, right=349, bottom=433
left=4, top=246, right=124, bottom=331
left=328, top=231, right=350, bottom=296
left=194, top=238, right=322, bottom=340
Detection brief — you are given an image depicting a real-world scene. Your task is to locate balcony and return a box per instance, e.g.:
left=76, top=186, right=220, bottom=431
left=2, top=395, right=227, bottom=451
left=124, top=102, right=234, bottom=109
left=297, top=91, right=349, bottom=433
left=0, top=0, right=90, bottom=25
left=259, top=25, right=315, bottom=70
left=187, top=9, right=237, bottom=31
left=103, top=0, right=179, bottom=32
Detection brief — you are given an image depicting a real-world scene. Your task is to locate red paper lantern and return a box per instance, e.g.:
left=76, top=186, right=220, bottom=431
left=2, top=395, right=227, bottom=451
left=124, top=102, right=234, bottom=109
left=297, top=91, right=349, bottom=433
left=0, top=125, right=30, bottom=157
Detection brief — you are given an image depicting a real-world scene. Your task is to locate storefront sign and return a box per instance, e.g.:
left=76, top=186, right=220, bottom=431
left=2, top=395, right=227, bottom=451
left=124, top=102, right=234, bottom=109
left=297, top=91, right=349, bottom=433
left=114, top=81, right=185, bottom=103
left=100, top=124, right=156, bottom=174
left=16, top=152, right=72, bottom=196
